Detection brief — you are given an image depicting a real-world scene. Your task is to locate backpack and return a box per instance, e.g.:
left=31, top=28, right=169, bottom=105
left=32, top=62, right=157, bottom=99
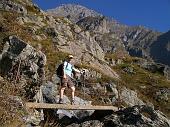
left=56, top=62, right=68, bottom=78
left=56, top=63, right=64, bottom=78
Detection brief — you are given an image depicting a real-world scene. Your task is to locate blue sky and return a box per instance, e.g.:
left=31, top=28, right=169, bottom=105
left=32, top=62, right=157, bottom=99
left=33, top=0, right=170, bottom=32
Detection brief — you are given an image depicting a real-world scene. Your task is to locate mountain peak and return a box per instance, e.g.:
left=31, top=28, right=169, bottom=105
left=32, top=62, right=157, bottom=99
left=47, top=4, right=102, bottom=23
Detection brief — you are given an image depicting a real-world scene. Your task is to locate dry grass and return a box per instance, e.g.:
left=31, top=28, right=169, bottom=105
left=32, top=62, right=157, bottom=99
left=0, top=78, right=27, bottom=126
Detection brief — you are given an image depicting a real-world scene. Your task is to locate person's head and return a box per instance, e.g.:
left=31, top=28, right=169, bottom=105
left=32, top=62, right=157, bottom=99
left=67, top=54, right=74, bottom=62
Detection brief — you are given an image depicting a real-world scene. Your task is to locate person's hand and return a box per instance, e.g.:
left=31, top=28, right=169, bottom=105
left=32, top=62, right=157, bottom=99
left=80, top=70, right=85, bottom=75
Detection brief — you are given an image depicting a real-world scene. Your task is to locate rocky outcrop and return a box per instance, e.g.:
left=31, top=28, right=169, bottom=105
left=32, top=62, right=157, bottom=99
left=120, top=87, right=145, bottom=106
left=77, top=16, right=109, bottom=34
left=0, top=0, right=27, bottom=14
left=137, top=59, right=170, bottom=79
left=102, top=105, right=170, bottom=127
left=0, top=36, right=46, bottom=98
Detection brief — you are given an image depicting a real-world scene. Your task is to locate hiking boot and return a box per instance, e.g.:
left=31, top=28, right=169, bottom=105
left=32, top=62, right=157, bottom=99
left=71, top=99, right=75, bottom=105
left=58, top=98, right=64, bottom=104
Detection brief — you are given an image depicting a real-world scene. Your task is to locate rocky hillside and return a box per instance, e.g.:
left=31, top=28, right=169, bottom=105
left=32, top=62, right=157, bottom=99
left=0, top=1, right=170, bottom=127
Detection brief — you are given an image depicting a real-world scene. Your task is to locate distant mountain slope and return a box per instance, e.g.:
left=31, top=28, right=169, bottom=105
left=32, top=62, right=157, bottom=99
left=150, top=31, right=170, bottom=66
left=47, top=4, right=169, bottom=66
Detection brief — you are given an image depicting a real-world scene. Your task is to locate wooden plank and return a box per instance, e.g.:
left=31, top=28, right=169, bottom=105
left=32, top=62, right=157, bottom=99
left=26, top=102, right=118, bottom=111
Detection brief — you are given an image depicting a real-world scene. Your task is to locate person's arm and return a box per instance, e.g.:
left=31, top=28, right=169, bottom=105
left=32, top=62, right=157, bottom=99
left=72, top=66, right=81, bottom=73
left=72, top=66, right=80, bottom=73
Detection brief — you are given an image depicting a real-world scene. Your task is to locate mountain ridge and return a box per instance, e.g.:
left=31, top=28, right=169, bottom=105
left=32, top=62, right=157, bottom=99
left=47, top=4, right=170, bottom=67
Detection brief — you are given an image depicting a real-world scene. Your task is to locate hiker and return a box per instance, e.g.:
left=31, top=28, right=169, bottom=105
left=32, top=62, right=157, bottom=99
left=58, top=54, right=80, bottom=105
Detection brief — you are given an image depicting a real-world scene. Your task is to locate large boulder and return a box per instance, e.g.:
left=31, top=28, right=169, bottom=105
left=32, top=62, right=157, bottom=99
left=0, top=36, right=46, bottom=98
left=120, top=87, right=145, bottom=106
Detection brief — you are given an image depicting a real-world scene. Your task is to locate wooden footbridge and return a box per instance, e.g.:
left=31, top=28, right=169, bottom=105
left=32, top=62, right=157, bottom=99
left=26, top=102, right=118, bottom=111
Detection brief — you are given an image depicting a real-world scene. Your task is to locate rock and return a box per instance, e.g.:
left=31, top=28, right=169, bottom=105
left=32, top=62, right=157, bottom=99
left=104, top=83, right=119, bottom=104
left=62, top=105, right=170, bottom=127
left=42, top=80, right=94, bottom=120
left=56, top=96, right=94, bottom=120
left=16, top=17, right=25, bottom=25
left=116, top=59, right=123, bottom=64
left=25, top=111, right=42, bottom=126
left=138, top=59, right=170, bottom=79
left=155, top=88, right=170, bottom=102
left=123, top=66, right=135, bottom=74
left=66, top=120, right=103, bottom=127
left=139, top=60, right=165, bottom=74
left=41, top=81, right=59, bottom=103
left=164, top=66, right=170, bottom=80
left=102, top=105, right=170, bottom=127
left=73, top=25, right=82, bottom=33
left=42, top=81, right=94, bottom=120
left=45, top=27, right=58, bottom=38
left=51, top=74, right=61, bottom=85
left=105, top=83, right=117, bottom=93
left=102, top=114, right=122, bottom=126
left=0, top=36, right=46, bottom=98
left=77, top=16, right=109, bottom=34
left=0, top=76, right=4, bottom=81
left=120, top=87, right=145, bottom=106
left=0, top=0, right=27, bottom=14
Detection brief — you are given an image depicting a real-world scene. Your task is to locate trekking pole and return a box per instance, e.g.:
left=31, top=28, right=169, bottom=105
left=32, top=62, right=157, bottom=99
left=82, top=70, right=86, bottom=104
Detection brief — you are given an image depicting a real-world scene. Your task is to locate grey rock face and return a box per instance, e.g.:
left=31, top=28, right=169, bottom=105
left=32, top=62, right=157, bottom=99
left=120, top=87, right=145, bottom=106
left=42, top=81, right=59, bottom=103
left=77, top=16, right=109, bottom=34
left=0, top=36, right=46, bottom=98
left=0, top=0, right=27, bottom=14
